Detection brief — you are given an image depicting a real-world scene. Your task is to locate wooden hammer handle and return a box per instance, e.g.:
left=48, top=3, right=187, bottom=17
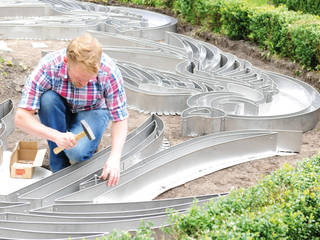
left=53, top=131, right=86, bottom=155
left=75, top=131, right=86, bottom=141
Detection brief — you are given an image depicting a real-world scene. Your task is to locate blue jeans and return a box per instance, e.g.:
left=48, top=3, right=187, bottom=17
left=38, top=90, right=110, bottom=172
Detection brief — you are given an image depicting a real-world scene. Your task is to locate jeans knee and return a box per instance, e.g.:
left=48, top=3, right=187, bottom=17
left=40, top=90, right=62, bottom=112
left=66, top=150, right=83, bottom=162
left=65, top=142, right=94, bottom=163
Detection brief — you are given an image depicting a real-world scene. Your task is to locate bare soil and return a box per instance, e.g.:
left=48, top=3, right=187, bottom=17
left=1, top=19, right=320, bottom=200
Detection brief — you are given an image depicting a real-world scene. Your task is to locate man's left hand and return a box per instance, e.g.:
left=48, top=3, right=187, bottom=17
left=100, top=156, right=120, bottom=187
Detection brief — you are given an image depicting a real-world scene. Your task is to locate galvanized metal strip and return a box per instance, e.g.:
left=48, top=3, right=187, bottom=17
left=55, top=131, right=276, bottom=203
left=0, top=0, right=177, bottom=41
left=3, top=114, right=160, bottom=203
left=0, top=215, right=169, bottom=233
left=1, top=197, right=216, bottom=221
left=0, top=226, right=105, bottom=239
left=0, top=99, right=14, bottom=150
left=17, top=115, right=164, bottom=208
left=92, top=131, right=277, bottom=203
left=0, top=202, right=30, bottom=214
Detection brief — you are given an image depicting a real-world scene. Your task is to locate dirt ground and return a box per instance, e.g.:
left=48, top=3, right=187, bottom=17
left=1, top=33, right=320, bottom=200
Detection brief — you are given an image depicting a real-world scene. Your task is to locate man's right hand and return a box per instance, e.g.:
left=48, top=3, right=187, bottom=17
left=54, top=131, right=77, bottom=150
left=15, top=108, right=78, bottom=151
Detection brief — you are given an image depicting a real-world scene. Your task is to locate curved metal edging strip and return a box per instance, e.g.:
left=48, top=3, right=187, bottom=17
left=91, top=131, right=277, bottom=203
left=0, top=99, right=14, bottom=150
left=17, top=115, right=164, bottom=209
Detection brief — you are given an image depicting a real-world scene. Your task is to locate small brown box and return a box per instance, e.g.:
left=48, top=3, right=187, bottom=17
left=10, top=141, right=46, bottom=179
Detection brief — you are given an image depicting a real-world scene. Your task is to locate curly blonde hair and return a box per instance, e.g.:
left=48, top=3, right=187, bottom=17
left=67, top=33, right=102, bottom=74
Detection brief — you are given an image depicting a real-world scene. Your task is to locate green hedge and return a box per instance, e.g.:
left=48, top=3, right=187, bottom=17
left=172, top=0, right=320, bottom=70
left=272, top=0, right=320, bottom=16
left=248, top=6, right=295, bottom=55
left=112, top=0, right=320, bottom=70
left=289, top=21, right=320, bottom=68
left=166, top=155, right=320, bottom=239
left=248, top=5, right=320, bottom=68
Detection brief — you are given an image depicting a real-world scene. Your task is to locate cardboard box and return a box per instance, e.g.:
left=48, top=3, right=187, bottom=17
left=10, top=141, right=46, bottom=179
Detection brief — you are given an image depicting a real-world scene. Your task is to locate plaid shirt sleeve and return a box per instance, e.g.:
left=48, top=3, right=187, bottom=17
left=104, top=60, right=128, bottom=122
left=18, top=56, right=52, bottom=111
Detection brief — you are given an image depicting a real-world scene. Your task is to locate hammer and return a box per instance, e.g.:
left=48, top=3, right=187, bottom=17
left=53, top=120, right=96, bottom=155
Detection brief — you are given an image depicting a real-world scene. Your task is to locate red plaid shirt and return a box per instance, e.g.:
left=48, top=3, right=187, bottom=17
left=19, top=49, right=127, bottom=121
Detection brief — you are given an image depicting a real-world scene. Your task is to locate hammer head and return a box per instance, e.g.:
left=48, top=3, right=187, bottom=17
left=80, top=120, right=96, bottom=141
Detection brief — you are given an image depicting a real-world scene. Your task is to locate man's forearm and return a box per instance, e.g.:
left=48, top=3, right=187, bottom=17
left=110, top=118, right=128, bottom=159
left=14, top=108, right=60, bottom=142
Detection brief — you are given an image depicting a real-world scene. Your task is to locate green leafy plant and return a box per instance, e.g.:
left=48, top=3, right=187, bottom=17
left=165, top=157, right=320, bottom=239
left=220, top=0, right=251, bottom=40
left=289, top=22, right=320, bottom=68
left=271, top=0, right=320, bottom=16
left=99, top=221, right=154, bottom=240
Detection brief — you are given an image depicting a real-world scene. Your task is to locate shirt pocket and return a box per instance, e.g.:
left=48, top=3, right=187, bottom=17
left=76, top=82, right=104, bottom=109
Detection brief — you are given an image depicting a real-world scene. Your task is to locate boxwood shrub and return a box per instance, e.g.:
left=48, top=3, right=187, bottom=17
left=272, top=0, right=320, bottom=16
left=166, top=154, right=320, bottom=239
